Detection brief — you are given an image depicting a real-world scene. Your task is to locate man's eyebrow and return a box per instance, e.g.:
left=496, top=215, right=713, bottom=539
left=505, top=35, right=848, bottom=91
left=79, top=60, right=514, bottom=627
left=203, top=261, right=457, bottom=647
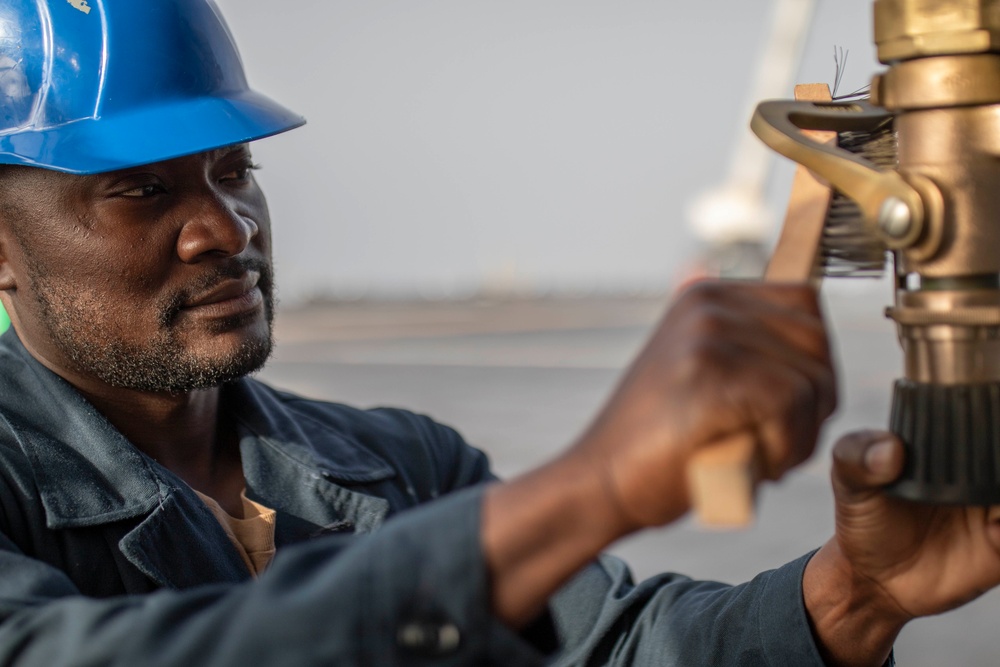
left=220, top=144, right=252, bottom=158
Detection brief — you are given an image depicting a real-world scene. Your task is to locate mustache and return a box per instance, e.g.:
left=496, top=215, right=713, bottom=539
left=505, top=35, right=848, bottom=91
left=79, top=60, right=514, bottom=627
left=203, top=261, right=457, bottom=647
left=160, top=258, right=274, bottom=326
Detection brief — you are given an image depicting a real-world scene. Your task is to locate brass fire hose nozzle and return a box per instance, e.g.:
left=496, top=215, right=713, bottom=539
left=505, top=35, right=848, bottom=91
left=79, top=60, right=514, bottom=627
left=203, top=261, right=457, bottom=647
left=873, top=0, right=1000, bottom=503
left=747, top=1, right=1000, bottom=503
left=875, top=0, right=1000, bottom=63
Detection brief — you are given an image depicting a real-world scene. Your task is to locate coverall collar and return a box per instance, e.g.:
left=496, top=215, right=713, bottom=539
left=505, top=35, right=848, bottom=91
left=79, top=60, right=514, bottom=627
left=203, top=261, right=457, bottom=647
left=0, top=328, right=393, bottom=533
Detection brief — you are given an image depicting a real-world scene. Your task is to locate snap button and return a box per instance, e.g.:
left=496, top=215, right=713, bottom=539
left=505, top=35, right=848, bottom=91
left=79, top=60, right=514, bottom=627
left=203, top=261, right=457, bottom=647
left=397, top=620, right=461, bottom=656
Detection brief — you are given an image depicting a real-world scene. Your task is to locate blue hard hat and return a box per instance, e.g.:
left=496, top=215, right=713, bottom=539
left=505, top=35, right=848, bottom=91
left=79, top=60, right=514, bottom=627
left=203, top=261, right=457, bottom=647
left=0, top=0, right=305, bottom=174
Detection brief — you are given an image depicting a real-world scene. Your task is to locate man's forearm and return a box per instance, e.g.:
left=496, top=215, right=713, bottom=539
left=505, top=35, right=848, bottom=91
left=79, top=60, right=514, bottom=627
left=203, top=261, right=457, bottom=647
left=0, top=486, right=536, bottom=666
left=481, top=451, right=635, bottom=627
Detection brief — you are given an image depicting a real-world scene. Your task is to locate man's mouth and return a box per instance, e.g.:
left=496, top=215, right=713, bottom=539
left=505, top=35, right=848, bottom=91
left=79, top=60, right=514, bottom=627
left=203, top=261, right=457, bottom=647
left=181, top=272, right=263, bottom=318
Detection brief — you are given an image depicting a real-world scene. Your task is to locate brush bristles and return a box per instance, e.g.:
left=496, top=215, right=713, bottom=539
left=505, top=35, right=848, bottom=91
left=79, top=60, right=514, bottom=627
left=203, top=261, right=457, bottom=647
left=820, top=118, right=896, bottom=277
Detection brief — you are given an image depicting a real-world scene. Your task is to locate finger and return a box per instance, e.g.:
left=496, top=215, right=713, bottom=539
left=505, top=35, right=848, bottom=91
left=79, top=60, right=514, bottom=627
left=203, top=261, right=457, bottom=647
left=750, top=363, right=830, bottom=479
left=706, top=323, right=838, bottom=427
left=663, top=307, right=834, bottom=416
left=728, top=327, right=839, bottom=423
left=831, top=430, right=905, bottom=499
left=985, top=507, right=1000, bottom=551
left=682, top=280, right=822, bottom=316
left=706, top=346, right=833, bottom=480
left=684, top=334, right=835, bottom=430
left=674, top=282, right=832, bottom=369
left=706, top=281, right=824, bottom=324
left=988, top=506, right=1000, bottom=524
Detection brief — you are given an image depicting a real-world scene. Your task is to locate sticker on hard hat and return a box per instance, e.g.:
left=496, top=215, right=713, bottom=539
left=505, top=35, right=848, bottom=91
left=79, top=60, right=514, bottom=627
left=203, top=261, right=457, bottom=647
left=67, top=0, right=91, bottom=15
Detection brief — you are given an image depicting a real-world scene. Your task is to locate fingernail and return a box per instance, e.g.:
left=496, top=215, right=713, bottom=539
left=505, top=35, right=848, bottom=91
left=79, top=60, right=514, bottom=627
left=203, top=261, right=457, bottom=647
left=864, top=438, right=895, bottom=474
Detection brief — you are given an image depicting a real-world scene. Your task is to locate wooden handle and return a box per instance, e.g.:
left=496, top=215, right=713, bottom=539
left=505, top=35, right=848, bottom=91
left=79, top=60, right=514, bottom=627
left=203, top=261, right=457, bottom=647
left=687, top=432, right=761, bottom=527
left=687, top=84, right=834, bottom=528
left=765, top=83, right=837, bottom=284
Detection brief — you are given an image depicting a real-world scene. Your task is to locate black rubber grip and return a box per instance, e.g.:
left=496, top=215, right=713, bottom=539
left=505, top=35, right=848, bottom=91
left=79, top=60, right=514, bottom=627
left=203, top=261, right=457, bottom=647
left=889, top=379, right=1000, bottom=505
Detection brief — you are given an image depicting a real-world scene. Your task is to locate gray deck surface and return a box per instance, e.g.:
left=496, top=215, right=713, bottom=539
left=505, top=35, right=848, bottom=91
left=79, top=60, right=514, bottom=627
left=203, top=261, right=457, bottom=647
left=260, top=282, right=999, bottom=666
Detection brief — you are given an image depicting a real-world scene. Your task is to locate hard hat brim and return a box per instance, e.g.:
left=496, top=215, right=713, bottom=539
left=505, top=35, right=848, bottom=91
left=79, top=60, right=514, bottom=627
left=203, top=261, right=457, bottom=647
left=0, top=90, right=306, bottom=174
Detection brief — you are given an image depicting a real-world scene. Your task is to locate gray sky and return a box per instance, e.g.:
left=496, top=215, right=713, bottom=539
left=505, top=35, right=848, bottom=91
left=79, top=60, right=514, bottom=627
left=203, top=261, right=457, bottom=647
left=216, top=0, right=877, bottom=301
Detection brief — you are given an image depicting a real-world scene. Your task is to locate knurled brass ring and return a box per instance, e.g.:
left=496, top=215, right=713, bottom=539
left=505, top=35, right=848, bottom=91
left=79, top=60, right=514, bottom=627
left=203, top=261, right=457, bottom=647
left=886, top=305, right=1000, bottom=326
left=876, top=54, right=1000, bottom=110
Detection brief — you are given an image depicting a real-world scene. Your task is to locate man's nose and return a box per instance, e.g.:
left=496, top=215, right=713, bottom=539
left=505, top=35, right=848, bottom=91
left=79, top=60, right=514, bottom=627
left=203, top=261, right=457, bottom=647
left=175, top=195, right=259, bottom=263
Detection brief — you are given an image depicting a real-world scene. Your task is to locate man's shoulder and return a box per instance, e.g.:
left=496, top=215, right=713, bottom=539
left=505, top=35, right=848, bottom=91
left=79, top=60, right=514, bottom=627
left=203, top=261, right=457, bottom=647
left=239, top=378, right=459, bottom=445
left=239, top=379, right=496, bottom=493
left=0, top=331, right=91, bottom=446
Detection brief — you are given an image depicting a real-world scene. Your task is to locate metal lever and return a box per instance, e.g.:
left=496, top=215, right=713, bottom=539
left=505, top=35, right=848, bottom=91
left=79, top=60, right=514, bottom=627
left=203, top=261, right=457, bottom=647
left=751, top=99, right=932, bottom=251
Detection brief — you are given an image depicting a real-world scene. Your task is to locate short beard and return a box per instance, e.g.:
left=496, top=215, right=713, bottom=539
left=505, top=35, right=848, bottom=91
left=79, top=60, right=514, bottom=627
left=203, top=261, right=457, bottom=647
left=24, top=256, right=276, bottom=394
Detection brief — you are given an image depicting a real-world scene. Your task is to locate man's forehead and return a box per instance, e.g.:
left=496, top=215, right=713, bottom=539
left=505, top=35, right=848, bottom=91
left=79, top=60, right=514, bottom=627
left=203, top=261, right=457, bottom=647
left=1, top=143, right=252, bottom=183
left=108, top=144, right=253, bottom=175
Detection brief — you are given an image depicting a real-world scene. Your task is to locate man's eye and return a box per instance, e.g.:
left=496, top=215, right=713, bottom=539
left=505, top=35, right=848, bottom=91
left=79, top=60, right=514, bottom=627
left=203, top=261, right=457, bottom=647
left=221, top=163, right=260, bottom=183
left=119, top=184, right=166, bottom=198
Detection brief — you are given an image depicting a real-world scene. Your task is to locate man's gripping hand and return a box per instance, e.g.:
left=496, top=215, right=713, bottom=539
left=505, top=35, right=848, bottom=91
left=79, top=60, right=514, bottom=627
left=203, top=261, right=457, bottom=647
left=572, top=280, right=837, bottom=529
left=805, top=431, right=1000, bottom=667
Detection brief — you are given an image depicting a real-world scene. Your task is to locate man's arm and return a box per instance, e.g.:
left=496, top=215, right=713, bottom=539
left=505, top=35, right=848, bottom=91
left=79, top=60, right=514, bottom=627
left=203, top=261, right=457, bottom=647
left=0, top=488, right=540, bottom=667
left=0, top=279, right=832, bottom=666
left=478, top=282, right=1000, bottom=666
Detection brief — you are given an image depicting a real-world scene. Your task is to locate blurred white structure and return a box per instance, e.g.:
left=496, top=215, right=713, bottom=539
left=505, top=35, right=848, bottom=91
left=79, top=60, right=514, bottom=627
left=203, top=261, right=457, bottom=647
left=687, top=0, right=816, bottom=251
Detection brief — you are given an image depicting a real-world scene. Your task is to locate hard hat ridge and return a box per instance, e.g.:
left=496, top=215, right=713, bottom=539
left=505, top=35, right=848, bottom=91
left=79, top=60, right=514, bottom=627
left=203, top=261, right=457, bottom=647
left=0, top=0, right=305, bottom=174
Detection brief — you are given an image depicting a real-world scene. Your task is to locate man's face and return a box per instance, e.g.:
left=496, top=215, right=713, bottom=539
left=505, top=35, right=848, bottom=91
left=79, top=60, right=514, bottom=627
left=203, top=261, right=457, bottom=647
left=0, top=145, right=276, bottom=394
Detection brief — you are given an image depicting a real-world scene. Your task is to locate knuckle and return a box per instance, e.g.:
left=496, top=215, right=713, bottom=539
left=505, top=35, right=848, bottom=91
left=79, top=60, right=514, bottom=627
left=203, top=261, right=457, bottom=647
left=819, top=370, right=839, bottom=415
left=761, top=432, right=800, bottom=480
left=680, top=280, right=728, bottom=307
left=776, top=367, right=818, bottom=410
left=689, top=305, right=733, bottom=339
left=681, top=337, right=728, bottom=379
left=778, top=283, right=821, bottom=310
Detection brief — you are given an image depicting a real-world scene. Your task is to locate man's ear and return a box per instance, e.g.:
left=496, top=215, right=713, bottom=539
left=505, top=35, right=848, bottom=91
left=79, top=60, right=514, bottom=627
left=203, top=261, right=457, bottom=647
left=0, top=256, right=16, bottom=291
left=0, top=226, right=19, bottom=292
left=0, top=173, right=27, bottom=293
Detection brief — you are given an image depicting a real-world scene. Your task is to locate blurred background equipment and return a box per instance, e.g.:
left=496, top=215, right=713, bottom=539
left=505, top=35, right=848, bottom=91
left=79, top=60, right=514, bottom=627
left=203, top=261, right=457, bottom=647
left=685, top=0, right=817, bottom=279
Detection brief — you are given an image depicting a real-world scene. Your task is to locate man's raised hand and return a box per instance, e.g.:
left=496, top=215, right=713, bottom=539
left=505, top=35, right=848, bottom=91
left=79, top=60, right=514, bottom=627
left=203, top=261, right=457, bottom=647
left=573, top=280, right=837, bottom=529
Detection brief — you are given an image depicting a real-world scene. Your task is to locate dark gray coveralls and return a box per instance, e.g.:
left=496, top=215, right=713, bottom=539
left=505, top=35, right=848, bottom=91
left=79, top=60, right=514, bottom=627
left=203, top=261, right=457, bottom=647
left=0, top=329, right=834, bottom=666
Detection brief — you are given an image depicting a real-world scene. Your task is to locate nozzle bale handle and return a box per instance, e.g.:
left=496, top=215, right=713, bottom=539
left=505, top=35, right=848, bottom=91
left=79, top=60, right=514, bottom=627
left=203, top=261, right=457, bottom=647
left=751, top=100, right=926, bottom=250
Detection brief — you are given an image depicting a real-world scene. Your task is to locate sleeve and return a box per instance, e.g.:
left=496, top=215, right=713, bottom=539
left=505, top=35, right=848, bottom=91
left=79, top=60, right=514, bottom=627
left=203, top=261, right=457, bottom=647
left=393, top=416, right=828, bottom=664
left=543, top=551, right=829, bottom=666
left=0, top=486, right=543, bottom=667
left=375, top=413, right=829, bottom=664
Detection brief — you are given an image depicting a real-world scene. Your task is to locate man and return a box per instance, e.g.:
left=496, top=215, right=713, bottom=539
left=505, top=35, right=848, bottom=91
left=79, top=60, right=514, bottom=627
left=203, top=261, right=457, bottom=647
left=0, top=1, right=997, bottom=665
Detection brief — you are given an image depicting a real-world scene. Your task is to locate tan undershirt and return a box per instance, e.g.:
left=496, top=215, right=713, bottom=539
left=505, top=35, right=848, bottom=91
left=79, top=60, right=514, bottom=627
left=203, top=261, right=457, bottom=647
left=194, top=489, right=277, bottom=577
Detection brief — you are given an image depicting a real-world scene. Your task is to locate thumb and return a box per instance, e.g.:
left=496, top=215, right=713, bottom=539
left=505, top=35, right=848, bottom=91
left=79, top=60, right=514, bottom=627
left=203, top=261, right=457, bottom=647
left=831, top=430, right=905, bottom=500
